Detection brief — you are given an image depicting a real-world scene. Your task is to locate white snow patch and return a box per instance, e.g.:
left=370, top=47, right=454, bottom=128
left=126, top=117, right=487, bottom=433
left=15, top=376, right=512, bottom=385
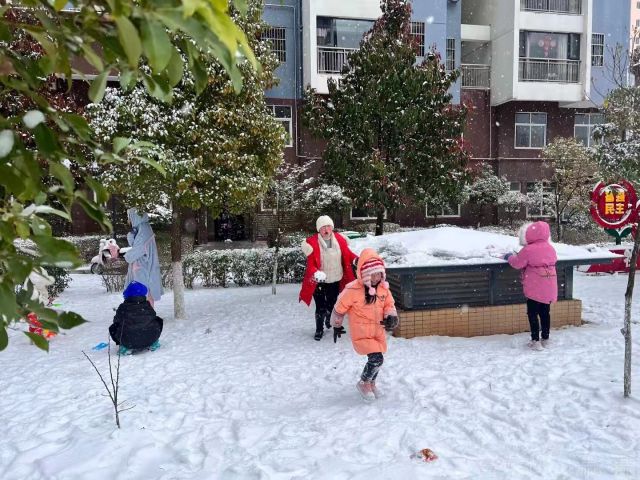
left=0, top=130, right=14, bottom=157
left=23, top=110, right=46, bottom=129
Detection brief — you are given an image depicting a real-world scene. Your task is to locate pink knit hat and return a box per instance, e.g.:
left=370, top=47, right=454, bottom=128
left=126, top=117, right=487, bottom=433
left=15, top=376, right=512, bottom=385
left=360, top=257, right=389, bottom=295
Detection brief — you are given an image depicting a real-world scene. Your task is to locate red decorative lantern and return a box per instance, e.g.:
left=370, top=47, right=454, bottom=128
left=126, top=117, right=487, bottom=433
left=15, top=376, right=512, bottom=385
left=590, top=180, right=638, bottom=229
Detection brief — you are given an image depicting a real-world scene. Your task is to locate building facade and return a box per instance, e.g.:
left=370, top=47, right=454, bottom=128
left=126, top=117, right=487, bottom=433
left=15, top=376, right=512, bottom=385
left=257, top=0, right=630, bottom=234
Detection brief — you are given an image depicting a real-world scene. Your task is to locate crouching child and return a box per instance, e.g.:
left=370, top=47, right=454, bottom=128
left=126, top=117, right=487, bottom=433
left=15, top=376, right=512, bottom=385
left=109, top=281, right=163, bottom=355
left=330, top=248, right=399, bottom=402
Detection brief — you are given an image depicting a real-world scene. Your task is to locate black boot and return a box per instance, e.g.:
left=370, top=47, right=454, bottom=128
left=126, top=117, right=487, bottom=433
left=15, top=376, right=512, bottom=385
left=314, top=330, right=323, bottom=341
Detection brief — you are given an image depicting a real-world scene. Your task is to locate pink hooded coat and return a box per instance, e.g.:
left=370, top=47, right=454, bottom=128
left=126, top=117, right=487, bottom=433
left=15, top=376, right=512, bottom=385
left=508, top=221, right=558, bottom=304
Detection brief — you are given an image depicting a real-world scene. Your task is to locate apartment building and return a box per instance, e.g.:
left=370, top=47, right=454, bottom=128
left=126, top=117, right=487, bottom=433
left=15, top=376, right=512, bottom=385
left=260, top=0, right=630, bottom=231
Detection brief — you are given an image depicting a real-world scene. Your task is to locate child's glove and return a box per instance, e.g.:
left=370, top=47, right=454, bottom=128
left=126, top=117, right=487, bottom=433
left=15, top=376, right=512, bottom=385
left=313, top=271, right=327, bottom=283
left=503, top=252, right=513, bottom=261
left=381, top=315, right=399, bottom=332
left=333, top=326, right=346, bottom=343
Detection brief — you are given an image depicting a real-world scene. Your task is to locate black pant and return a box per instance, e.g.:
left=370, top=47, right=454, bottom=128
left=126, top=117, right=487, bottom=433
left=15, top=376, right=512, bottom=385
left=361, top=352, right=384, bottom=382
left=527, top=299, right=551, bottom=341
left=313, top=281, right=340, bottom=333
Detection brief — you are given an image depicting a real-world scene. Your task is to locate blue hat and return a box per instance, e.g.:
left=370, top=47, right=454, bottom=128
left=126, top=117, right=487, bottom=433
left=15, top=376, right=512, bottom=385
left=123, top=281, right=148, bottom=299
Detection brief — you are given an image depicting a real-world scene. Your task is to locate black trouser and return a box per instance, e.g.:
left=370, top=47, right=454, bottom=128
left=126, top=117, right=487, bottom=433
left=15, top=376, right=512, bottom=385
left=313, top=281, right=340, bottom=333
left=527, top=298, right=551, bottom=341
left=361, top=352, right=384, bottom=382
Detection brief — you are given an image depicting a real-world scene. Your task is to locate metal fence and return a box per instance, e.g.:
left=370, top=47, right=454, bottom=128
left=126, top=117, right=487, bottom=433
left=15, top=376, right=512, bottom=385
left=317, top=46, right=357, bottom=74
left=518, top=58, right=580, bottom=83
left=520, top=0, right=582, bottom=15
left=461, top=64, right=490, bottom=89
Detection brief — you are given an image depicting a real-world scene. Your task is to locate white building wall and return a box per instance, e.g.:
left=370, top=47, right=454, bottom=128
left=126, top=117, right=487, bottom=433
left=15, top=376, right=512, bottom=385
left=302, top=0, right=382, bottom=93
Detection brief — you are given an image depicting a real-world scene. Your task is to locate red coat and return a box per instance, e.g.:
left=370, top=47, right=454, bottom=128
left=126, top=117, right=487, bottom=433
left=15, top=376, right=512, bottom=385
left=299, top=232, right=358, bottom=306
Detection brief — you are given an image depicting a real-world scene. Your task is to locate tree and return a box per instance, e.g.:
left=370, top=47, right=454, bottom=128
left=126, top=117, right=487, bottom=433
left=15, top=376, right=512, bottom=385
left=87, top=1, right=285, bottom=319
left=463, top=163, right=509, bottom=227
left=497, top=190, right=528, bottom=227
left=541, top=138, right=599, bottom=241
left=303, top=0, right=469, bottom=236
left=593, top=85, right=640, bottom=398
left=0, top=0, right=256, bottom=350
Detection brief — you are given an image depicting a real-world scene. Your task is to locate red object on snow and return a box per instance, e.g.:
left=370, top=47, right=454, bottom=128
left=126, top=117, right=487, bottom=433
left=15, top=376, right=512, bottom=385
left=26, top=312, right=57, bottom=339
left=583, top=248, right=639, bottom=274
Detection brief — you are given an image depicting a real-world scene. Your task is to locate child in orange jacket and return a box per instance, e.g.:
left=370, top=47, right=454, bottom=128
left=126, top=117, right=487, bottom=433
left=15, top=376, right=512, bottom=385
left=330, top=248, right=399, bottom=401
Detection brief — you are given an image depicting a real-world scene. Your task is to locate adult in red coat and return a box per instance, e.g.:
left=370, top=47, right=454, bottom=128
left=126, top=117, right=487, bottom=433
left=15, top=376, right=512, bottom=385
left=299, top=215, right=358, bottom=340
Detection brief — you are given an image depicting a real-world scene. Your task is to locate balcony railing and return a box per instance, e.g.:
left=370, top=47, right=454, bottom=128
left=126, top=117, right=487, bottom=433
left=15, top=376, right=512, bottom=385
left=518, top=58, right=580, bottom=83
left=461, top=64, right=490, bottom=89
left=520, top=0, right=582, bottom=15
left=317, top=46, right=357, bottom=74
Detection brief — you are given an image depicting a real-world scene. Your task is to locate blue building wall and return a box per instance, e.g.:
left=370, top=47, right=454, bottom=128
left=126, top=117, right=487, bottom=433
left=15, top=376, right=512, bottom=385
left=263, top=0, right=300, bottom=100
left=590, top=0, right=631, bottom=105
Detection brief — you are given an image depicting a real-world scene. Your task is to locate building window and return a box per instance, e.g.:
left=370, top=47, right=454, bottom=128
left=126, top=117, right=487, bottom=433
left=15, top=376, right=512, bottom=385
left=526, top=182, right=555, bottom=218
left=350, top=206, right=386, bottom=220
left=515, top=112, right=547, bottom=149
left=637, top=1, right=640, bottom=9
left=262, top=27, right=286, bottom=63
left=411, top=21, right=425, bottom=57
left=426, top=201, right=461, bottom=218
left=268, top=105, right=293, bottom=147
left=510, top=182, right=522, bottom=192
left=316, top=17, right=373, bottom=49
left=446, top=38, right=455, bottom=71
left=591, top=33, right=604, bottom=67
left=574, top=112, right=604, bottom=147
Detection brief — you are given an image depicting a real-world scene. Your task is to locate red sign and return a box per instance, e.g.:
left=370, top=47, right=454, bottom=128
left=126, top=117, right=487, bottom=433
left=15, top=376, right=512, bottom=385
left=590, top=180, right=638, bottom=229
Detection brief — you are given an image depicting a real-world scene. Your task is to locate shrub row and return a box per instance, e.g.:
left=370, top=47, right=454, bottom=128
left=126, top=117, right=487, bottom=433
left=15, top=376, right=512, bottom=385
left=182, top=247, right=306, bottom=288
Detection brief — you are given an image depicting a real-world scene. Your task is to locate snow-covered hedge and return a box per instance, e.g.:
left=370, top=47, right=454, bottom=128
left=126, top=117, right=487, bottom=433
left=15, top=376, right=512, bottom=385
left=182, top=247, right=306, bottom=288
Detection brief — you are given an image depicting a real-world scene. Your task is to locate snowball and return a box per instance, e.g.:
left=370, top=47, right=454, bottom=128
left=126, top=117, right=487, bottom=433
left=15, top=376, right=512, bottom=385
left=23, top=110, right=46, bottom=129
left=0, top=130, right=14, bottom=157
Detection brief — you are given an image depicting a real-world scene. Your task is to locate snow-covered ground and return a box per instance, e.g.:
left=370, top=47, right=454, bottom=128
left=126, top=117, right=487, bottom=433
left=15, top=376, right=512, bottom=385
left=1, top=272, right=640, bottom=480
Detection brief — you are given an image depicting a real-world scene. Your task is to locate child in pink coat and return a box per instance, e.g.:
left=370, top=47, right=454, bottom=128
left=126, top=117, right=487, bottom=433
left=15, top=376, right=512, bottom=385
left=504, top=221, right=558, bottom=350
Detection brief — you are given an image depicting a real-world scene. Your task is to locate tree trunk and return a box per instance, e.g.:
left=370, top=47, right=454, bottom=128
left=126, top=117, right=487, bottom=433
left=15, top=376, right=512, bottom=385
left=171, top=206, right=186, bottom=320
left=375, top=209, right=384, bottom=236
left=556, top=214, right=562, bottom=242
left=623, top=228, right=640, bottom=397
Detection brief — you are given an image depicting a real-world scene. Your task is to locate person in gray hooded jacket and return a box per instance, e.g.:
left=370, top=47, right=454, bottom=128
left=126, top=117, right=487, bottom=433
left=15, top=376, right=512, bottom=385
left=124, top=208, right=162, bottom=305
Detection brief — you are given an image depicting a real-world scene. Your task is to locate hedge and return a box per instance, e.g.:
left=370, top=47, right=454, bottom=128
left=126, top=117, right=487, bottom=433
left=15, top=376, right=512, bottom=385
left=182, top=247, right=306, bottom=288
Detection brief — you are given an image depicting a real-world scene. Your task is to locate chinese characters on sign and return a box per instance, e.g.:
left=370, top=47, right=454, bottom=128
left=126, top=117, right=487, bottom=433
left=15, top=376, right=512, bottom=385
left=590, top=180, right=638, bottom=230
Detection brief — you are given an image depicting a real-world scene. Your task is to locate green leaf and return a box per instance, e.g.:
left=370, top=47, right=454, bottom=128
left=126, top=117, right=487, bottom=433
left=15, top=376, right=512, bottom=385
left=232, top=0, right=247, bottom=15
left=34, top=124, right=61, bottom=157
left=113, top=136, right=131, bottom=155
left=50, top=162, right=75, bottom=193
left=115, top=16, right=142, bottom=68
left=54, top=0, right=69, bottom=12
left=140, top=17, right=173, bottom=73
left=0, top=284, right=20, bottom=324
left=88, top=70, right=109, bottom=103
left=74, top=194, right=112, bottom=231
left=24, top=332, right=49, bottom=352
left=165, top=45, right=184, bottom=87
left=6, top=255, right=34, bottom=281
left=0, top=325, right=7, bottom=351
left=30, top=215, right=52, bottom=237
left=32, top=236, right=81, bottom=268
left=85, top=176, right=109, bottom=204
left=80, top=44, right=105, bottom=72
left=64, top=113, right=92, bottom=141
left=119, top=69, right=136, bottom=91
left=57, top=311, right=87, bottom=329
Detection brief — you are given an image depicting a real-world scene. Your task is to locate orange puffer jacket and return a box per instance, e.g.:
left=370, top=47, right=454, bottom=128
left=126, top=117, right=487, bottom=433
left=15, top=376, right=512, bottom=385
left=331, top=248, right=397, bottom=355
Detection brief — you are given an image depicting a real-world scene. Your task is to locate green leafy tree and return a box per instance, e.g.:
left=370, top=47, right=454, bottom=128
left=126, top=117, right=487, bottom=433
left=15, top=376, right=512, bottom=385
left=463, top=163, right=509, bottom=227
left=87, top=1, right=284, bottom=319
left=593, top=85, right=640, bottom=397
left=303, top=0, right=469, bottom=236
left=541, top=137, right=599, bottom=241
left=0, top=0, right=256, bottom=350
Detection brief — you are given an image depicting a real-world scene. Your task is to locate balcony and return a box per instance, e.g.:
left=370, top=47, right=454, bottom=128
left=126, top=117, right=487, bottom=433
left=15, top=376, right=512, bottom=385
left=520, top=0, right=582, bottom=15
left=518, top=58, right=580, bottom=83
left=317, top=46, right=357, bottom=74
left=461, top=64, right=490, bottom=89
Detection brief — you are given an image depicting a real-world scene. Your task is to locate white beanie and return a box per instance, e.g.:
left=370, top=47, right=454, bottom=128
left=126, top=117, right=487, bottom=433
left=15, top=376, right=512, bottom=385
left=316, top=215, right=334, bottom=232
